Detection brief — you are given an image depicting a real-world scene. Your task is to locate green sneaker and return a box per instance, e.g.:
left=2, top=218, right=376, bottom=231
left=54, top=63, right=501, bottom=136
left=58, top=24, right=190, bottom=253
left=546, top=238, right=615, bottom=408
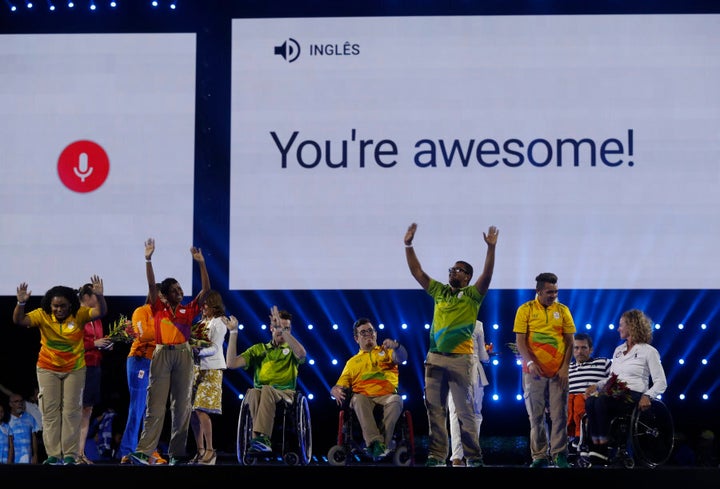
left=425, top=457, right=446, bottom=467
left=554, top=453, right=570, bottom=468
left=530, top=458, right=549, bottom=468
left=43, top=456, right=63, bottom=465
left=368, top=440, right=387, bottom=458
left=130, top=451, right=151, bottom=465
left=466, top=458, right=484, bottom=467
left=63, top=456, right=78, bottom=465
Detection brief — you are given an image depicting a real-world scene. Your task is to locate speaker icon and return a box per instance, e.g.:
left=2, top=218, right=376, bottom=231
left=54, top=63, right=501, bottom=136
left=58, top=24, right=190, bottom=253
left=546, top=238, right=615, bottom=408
left=274, top=38, right=301, bottom=63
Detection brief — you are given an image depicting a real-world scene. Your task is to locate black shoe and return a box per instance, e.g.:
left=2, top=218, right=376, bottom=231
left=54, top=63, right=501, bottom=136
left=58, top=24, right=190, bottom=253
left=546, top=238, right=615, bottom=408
left=588, top=451, right=609, bottom=467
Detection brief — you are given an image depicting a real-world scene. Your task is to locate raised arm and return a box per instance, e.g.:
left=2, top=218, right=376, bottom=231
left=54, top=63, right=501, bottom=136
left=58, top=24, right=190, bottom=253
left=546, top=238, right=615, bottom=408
left=404, top=222, right=431, bottom=290
left=191, top=245, right=210, bottom=305
left=473, top=225, right=499, bottom=295
left=13, top=282, right=32, bottom=327
left=224, top=315, right=247, bottom=369
left=145, top=238, right=158, bottom=305
left=88, top=275, right=108, bottom=320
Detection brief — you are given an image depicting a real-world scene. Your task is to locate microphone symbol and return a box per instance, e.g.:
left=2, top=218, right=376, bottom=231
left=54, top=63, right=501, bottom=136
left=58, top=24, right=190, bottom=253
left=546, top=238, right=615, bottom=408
left=73, top=152, right=94, bottom=182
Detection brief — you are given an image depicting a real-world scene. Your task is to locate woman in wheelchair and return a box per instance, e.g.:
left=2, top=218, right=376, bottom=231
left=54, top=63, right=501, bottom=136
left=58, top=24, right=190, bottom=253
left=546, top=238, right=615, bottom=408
left=583, top=309, right=668, bottom=466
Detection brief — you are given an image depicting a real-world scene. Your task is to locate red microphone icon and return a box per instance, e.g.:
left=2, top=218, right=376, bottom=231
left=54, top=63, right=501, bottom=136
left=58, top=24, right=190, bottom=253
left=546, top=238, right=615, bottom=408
left=58, top=140, right=109, bottom=193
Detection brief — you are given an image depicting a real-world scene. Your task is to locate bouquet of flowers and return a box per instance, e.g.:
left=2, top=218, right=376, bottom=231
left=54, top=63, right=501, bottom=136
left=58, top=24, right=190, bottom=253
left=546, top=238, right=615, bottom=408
left=107, top=314, right=138, bottom=344
left=601, top=372, right=633, bottom=403
left=190, top=320, right=212, bottom=349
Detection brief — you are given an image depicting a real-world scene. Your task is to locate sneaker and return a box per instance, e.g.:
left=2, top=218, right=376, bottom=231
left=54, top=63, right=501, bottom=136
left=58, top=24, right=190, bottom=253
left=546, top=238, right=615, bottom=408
left=466, top=458, right=484, bottom=467
left=150, top=451, right=168, bottom=465
left=368, top=440, right=387, bottom=458
left=425, top=457, right=446, bottom=467
left=554, top=453, right=570, bottom=468
left=169, top=456, right=190, bottom=466
left=63, top=456, right=78, bottom=465
left=249, top=435, right=272, bottom=453
left=451, top=458, right=465, bottom=467
left=43, top=456, right=63, bottom=465
left=130, top=451, right=151, bottom=465
left=530, top=458, right=549, bottom=468
left=120, top=455, right=132, bottom=464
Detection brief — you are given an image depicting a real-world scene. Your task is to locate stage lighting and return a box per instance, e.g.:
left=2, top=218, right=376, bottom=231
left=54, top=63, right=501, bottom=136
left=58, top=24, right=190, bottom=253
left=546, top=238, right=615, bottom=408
left=5, top=0, right=17, bottom=12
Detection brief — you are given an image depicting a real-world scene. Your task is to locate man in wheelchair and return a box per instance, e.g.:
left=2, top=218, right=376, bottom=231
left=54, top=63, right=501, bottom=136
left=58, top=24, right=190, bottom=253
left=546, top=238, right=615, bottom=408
left=226, top=306, right=307, bottom=454
left=330, top=318, right=408, bottom=459
left=582, top=309, right=668, bottom=467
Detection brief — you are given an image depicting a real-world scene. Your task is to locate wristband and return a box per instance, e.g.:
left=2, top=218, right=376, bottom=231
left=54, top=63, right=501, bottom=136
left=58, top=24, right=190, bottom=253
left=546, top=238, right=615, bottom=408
left=526, top=360, right=535, bottom=367
left=229, top=330, right=238, bottom=335
left=145, top=258, right=152, bottom=263
left=405, top=244, right=413, bottom=248
left=17, top=301, right=26, bottom=306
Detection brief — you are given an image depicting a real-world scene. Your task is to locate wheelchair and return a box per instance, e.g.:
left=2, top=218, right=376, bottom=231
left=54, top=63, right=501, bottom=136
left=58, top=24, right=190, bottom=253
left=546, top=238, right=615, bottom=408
left=326, top=394, right=415, bottom=466
left=576, top=398, right=675, bottom=468
left=236, top=388, right=313, bottom=466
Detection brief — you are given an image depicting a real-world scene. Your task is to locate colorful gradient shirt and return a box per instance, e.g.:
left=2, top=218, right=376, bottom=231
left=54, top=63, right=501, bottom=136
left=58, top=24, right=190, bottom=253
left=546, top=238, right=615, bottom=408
left=335, top=345, right=400, bottom=397
left=513, top=298, right=576, bottom=377
left=27, top=306, right=92, bottom=372
left=427, top=279, right=484, bottom=354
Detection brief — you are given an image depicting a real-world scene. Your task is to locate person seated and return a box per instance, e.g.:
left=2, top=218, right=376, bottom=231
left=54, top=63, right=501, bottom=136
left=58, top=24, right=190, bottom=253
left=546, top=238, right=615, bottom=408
left=330, top=317, right=408, bottom=459
left=583, top=309, right=668, bottom=466
left=225, top=306, right=307, bottom=453
left=567, top=333, right=611, bottom=454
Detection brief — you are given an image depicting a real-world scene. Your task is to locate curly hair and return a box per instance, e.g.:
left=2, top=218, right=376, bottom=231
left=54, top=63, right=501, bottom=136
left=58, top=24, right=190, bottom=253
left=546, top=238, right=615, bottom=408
left=40, top=285, right=81, bottom=316
left=621, top=308, right=653, bottom=345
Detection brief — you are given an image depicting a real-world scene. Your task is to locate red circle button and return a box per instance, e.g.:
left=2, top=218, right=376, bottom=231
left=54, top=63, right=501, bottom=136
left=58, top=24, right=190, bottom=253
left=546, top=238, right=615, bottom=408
left=57, top=140, right=110, bottom=193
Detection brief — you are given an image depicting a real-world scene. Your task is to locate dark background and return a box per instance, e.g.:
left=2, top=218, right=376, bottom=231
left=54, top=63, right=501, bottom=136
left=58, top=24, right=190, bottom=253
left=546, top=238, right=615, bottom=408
left=2, top=0, right=719, bottom=462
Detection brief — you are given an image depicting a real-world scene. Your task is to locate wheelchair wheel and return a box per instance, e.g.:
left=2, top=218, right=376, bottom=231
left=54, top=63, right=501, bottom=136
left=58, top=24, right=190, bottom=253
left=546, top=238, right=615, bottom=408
left=630, top=399, right=674, bottom=467
left=327, top=444, right=349, bottom=466
left=393, top=444, right=412, bottom=466
left=293, top=391, right=313, bottom=465
left=236, top=396, right=255, bottom=465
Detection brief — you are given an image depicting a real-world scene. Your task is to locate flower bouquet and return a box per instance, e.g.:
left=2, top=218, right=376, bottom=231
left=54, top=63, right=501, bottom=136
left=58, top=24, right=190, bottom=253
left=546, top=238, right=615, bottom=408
left=190, top=321, right=212, bottom=349
left=601, top=372, right=633, bottom=403
left=107, top=314, right=138, bottom=344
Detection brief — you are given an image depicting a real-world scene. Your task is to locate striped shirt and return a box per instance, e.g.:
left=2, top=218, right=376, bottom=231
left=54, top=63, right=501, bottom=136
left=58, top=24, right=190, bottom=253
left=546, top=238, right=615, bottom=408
left=568, top=357, right=612, bottom=394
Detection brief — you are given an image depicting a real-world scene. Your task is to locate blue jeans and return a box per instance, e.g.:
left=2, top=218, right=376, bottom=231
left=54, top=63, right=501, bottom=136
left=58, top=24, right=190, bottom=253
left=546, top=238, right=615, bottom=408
left=118, top=356, right=151, bottom=457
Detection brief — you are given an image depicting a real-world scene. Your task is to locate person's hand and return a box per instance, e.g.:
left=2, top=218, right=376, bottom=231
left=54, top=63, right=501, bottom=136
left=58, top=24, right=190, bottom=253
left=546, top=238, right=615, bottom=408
left=483, top=226, right=499, bottom=246
left=16, top=282, right=31, bottom=303
left=90, top=275, right=104, bottom=295
left=223, top=315, right=239, bottom=332
left=96, top=337, right=113, bottom=350
left=584, top=384, right=599, bottom=398
left=145, top=238, right=155, bottom=260
left=190, top=246, right=204, bottom=262
left=330, top=385, right=347, bottom=406
left=638, top=394, right=652, bottom=411
left=382, top=338, right=399, bottom=350
left=404, top=223, right=417, bottom=246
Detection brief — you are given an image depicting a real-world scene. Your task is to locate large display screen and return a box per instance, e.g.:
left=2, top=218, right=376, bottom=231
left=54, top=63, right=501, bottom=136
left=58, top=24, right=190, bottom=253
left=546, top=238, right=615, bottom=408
left=0, top=33, right=196, bottom=295
left=229, top=15, right=719, bottom=290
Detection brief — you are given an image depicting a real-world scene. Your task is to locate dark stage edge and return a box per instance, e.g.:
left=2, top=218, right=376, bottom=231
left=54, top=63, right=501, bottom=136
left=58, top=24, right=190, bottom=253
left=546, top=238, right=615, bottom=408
left=3, top=463, right=718, bottom=485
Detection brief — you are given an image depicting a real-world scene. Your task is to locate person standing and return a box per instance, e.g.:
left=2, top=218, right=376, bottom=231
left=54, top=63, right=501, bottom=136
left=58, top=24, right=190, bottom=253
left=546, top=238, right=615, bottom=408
left=330, top=317, right=408, bottom=459
left=404, top=222, right=499, bottom=468
left=567, top=332, right=611, bottom=455
left=12, top=276, right=108, bottom=465
left=513, top=272, right=576, bottom=468
left=77, top=283, right=113, bottom=464
left=225, top=306, right=306, bottom=454
left=188, top=290, right=229, bottom=465
left=583, top=309, right=668, bottom=466
left=447, top=320, right=490, bottom=466
left=130, top=238, right=211, bottom=465
left=117, top=296, right=165, bottom=464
